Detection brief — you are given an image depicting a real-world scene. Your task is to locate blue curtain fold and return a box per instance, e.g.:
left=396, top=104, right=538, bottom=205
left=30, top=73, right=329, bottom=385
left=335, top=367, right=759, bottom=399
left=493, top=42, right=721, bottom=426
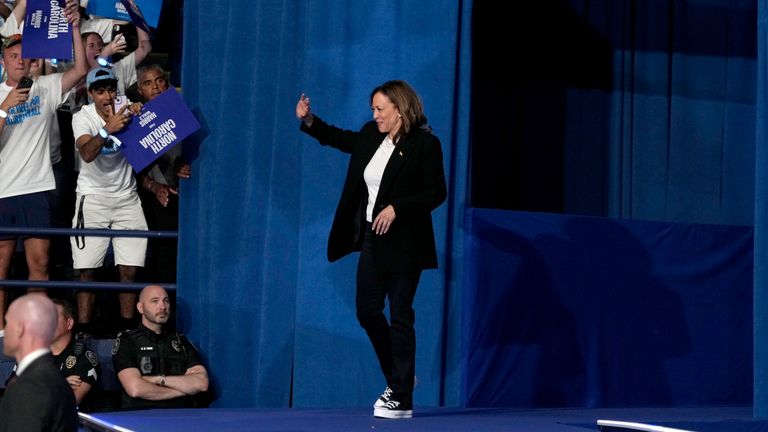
left=604, top=0, right=756, bottom=224
left=178, top=0, right=471, bottom=407
left=756, top=0, right=768, bottom=418
left=470, top=1, right=757, bottom=225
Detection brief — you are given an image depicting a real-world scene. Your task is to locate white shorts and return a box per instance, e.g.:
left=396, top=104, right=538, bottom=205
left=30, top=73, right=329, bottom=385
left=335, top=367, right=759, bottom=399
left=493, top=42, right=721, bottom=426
left=70, top=192, right=148, bottom=269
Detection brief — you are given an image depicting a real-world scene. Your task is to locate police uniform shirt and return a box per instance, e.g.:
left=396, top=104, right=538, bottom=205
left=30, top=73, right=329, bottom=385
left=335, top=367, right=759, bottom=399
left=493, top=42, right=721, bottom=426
left=6, top=338, right=100, bottom=388
left=113, top=323, right=203, bottom=409
left=53, top=338, right=100, bottom=388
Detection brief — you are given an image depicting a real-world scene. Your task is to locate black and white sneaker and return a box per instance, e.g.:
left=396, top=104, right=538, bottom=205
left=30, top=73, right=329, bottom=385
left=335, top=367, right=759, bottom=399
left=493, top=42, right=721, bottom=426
left=374, top=399, right=413, bottom=419
left=374, top=387, right=393, bottom=408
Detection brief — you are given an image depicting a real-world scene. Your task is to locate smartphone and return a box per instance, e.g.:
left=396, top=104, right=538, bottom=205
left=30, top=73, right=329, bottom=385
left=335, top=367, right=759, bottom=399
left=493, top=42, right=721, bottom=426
left=16, top=76, right=33, bottom=90
left=114, top=95, right=128, bottom=113
left=111, top=24, right=138, bottom=56
left=112, top=33, right=126, bottom=48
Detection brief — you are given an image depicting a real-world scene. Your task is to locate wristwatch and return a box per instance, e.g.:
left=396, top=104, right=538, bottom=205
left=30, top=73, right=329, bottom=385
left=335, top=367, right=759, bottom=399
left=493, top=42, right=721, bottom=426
left=0, top=108, right=7, bottom=119
left=98, top=127, right=109, bottom=139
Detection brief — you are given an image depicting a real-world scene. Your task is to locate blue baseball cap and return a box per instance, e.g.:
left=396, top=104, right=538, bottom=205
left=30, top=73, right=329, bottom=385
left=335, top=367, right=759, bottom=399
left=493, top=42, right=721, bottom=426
left=86, top=66, right=117, bottom=89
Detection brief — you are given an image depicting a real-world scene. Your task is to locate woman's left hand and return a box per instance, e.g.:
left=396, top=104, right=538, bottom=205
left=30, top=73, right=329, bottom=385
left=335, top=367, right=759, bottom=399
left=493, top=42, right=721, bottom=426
left=373, top=205, right=396, bottom=235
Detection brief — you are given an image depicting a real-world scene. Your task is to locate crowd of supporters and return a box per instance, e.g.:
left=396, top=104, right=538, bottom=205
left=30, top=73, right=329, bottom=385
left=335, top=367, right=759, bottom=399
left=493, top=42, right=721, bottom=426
left=0, top=0, right=204, bottom=416
left=0, top=0, right=186, bottom=339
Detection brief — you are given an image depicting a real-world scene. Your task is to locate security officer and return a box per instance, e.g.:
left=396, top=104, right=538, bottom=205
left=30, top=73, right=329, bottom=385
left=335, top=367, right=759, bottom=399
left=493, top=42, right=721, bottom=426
left=5, top=299, right=100, bottom=408
left=112, top=285, right=209, bottom=410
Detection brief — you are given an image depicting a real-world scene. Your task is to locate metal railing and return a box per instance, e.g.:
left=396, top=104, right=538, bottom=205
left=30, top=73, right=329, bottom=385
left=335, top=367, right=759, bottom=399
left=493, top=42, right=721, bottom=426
left=0, top=227, right=177, bottom=291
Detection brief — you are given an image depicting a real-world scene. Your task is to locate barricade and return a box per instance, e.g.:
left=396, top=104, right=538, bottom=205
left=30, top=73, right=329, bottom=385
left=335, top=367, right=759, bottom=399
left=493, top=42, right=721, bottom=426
left=0, top=225, right=178, bottom=411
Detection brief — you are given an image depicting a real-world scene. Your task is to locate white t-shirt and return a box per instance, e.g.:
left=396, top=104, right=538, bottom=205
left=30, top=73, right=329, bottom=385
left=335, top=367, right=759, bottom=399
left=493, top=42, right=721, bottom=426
left=0, top=74, right=64, bottom=198
left=113, top=51, right=137, bottom=96
left=0, top=11, right=21, bottom=37
left=72, top=103, right=136, bottom=197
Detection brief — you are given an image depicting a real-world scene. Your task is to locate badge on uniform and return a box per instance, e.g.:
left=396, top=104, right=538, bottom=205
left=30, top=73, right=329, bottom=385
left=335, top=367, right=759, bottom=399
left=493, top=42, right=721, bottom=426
left=171, top=339, right=182, bottom=352
left=86, top=351, right=98, bottom=367
left=111, top=338, right=121, bottom=355
left=140, top=356, right=152, bottom=374
left=65, top=355, right=76, bottom=369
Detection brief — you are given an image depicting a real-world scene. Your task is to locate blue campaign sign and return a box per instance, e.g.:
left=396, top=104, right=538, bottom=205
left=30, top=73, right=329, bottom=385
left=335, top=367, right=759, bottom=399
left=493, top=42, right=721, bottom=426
left=23, top=0, right=72, bottom=59
left=120, top=0, right=151, bottom=33
left=115, top=88, right=200, bottom=172
left=86, top=0, right=161, bottom=28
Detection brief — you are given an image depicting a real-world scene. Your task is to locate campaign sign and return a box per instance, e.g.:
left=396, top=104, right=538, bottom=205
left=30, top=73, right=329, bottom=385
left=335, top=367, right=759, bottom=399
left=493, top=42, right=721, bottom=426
left=23, top=0, right=72, bottom=59
left=116, top=89, right=200, bottom=172
left=119, top=0, right=150, bottom=33
left=86, top=0, right=161, bottom=28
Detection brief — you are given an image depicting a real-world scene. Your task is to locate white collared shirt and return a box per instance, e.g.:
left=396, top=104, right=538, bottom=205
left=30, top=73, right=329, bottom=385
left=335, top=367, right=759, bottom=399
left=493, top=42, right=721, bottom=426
left=16, top=348, right=50, bottom=376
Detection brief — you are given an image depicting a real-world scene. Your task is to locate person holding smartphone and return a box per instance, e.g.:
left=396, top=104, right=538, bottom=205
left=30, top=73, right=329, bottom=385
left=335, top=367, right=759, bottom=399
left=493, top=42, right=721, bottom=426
left=0, top=0, right=87, bottom=334
left=134, top=64, right=191, bottom=284
left=82, top=20, right=152, bottom=98
left=70, top=66, right=146, bottom=337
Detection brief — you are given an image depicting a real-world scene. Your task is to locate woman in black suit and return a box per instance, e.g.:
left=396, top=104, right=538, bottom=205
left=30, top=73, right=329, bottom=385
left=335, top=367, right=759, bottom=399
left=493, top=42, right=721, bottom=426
left=296, top=80, right=447, bottom=419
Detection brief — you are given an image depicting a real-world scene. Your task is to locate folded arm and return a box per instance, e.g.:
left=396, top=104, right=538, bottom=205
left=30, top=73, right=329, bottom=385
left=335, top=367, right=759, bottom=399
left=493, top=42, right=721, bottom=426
left=142, top=364, right=209, bottom=395
left=117, top=368, right=187, bottom=401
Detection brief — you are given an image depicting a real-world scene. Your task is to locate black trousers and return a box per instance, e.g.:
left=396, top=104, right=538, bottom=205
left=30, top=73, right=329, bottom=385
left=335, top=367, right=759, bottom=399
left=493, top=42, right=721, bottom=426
left=356, top=228, right=421, bottom=402
left=139, top=190, right=179, bottom=283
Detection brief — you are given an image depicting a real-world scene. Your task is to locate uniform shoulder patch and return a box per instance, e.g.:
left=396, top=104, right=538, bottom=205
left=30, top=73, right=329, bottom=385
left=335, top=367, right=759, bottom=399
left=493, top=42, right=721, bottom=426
left=85, top=350, right=98, bottom=366
left=111, top=338, right=121, bottom=355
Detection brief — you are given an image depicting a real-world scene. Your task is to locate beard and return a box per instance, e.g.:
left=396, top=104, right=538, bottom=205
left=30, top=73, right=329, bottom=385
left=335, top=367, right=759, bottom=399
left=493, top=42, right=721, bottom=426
left=147, top=311, right=169, bottom=325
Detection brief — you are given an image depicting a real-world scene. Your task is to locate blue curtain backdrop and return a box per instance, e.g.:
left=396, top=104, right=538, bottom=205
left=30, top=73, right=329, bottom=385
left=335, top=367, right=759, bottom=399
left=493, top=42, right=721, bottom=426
left=178, top=0, right=471, bottom=408
left=174, top=0, right=765, bottom=411
left=471, top=1, right=761, bottom=411
left=462, top=209, right=752, bottom=408
left=756, top=0, right=768, bottom=418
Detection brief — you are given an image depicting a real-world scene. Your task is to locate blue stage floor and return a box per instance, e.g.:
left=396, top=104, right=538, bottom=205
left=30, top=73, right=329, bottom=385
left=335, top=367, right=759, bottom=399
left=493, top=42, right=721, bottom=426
left=87, top=405, right=765, bottom=432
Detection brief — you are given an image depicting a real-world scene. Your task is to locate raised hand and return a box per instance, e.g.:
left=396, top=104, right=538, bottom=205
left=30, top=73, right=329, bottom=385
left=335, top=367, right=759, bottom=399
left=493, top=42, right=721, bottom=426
left=104, top=105, right=132, bottom=134
left=1, top=86, right=30, bottom=113
left=102, top=34, right=128, bottom=57
left=296, top=93, right=313, bottom=126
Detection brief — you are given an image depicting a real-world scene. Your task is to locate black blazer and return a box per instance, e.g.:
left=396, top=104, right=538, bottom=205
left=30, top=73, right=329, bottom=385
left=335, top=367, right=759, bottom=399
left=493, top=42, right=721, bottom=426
left=0, top=354, right=78, bottom=432
left=301, top=116, right=447, bottom=273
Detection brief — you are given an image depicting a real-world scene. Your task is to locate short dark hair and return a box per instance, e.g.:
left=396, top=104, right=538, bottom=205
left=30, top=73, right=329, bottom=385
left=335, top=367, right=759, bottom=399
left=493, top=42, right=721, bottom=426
left=52, top=299, right=75, bottom=321
left=89, top=79, right=117, bottom=91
